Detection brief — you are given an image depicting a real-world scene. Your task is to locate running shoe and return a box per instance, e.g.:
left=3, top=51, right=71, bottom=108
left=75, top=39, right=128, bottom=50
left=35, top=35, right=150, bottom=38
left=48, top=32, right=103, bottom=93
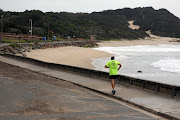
left=112, top=90, right=116, bottom=95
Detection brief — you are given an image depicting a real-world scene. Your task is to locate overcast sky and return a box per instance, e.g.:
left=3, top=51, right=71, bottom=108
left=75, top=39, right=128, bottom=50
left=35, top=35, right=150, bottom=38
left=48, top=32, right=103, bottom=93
left=0, top=0, right=180, bottom=18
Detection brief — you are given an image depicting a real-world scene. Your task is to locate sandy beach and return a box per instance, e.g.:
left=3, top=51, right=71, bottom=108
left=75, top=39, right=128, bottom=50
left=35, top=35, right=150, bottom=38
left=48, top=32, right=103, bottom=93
left=25, top=36, right=180, bottom=69
left=25, top=46, right=112, bottom=69
left=97, top=37, right=180, bottom=47
left=25, top=21, right=180, bottom=69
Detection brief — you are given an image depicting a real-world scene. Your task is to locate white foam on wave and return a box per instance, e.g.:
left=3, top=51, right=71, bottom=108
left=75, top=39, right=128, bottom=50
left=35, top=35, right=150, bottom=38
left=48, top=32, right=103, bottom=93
left=94, top=44, right=180, bottom=53
left=152, top=58, right=180, bottom=74
left=93, top=44, right=180, bottom=85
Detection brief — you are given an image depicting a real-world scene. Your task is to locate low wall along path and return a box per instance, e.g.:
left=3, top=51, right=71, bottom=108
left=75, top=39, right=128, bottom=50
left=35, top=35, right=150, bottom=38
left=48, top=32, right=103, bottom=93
left=1, top=53, right=180, bottom=98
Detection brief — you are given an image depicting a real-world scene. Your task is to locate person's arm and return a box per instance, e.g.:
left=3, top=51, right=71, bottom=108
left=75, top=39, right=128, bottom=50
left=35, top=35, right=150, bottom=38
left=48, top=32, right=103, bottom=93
left=105, top=61, right=109, bottom=68
left=105, top=65, right=109, bottom=68
left=118, top=63, right=121, bottom=70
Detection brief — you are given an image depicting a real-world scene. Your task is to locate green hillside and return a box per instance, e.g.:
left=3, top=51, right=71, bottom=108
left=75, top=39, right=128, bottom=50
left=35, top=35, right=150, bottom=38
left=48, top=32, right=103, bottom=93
left=0, top=7, right=179, bottom=40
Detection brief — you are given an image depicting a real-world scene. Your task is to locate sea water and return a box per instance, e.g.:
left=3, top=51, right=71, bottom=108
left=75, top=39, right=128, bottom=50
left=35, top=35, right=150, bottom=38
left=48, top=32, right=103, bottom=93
left=92, top=44, right=180, bottom=86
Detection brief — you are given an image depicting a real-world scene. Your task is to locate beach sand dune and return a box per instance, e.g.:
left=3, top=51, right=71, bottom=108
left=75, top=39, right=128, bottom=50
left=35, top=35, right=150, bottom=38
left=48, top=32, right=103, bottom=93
left=128, top=21, right=140, bottom=30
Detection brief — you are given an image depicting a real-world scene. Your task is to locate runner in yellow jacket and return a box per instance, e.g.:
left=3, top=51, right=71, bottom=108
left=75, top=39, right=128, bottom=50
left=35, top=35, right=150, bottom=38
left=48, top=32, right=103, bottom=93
left=105, top=56, right=122, bottom=95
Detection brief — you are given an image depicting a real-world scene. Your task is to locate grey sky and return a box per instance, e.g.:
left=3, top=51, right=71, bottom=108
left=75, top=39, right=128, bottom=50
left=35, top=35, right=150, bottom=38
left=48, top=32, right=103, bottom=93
left=0, top=0, right=180, bottom=18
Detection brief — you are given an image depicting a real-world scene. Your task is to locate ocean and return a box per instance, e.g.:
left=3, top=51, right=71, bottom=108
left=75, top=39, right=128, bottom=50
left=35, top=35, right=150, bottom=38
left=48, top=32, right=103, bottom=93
left=92, top=44, right=180, bottom=86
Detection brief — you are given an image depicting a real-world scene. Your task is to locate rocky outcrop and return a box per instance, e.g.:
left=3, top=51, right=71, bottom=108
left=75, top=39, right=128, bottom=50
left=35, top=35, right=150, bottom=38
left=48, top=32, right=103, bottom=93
left=0, top=41, right=98, bottom=55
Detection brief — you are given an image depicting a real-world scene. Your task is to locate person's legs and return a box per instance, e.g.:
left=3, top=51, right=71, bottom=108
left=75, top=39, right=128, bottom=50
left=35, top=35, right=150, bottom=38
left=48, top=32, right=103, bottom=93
left=110, top=75, right=117, bottom=94
left=111, top=79, right=115, bottom=89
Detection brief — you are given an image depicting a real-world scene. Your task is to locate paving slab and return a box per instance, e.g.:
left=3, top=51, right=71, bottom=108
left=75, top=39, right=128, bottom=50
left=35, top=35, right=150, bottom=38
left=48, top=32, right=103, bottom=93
left=0, top=55, right=180, bottom=119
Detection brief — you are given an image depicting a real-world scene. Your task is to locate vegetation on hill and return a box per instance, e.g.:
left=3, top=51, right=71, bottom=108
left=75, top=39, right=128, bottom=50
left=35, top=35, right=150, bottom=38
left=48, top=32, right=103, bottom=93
left=115, top=7, right=180, bottom=38
left=0, top=7, right=179, bottom=40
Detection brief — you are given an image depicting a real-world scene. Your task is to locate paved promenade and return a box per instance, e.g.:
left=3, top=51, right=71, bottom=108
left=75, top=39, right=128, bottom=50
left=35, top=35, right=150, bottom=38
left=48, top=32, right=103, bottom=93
left=1, top=61, right=162, bottom=120
left=0, top=55, right=180, bottom=119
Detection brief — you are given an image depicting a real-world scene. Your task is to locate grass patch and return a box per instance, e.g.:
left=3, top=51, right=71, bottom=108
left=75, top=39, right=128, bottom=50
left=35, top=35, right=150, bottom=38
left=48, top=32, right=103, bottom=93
left=83, top=44, right=98, bottom=48
left=2, top=39, right=28, bottom=43
left=9, top=43, right=20, bottom=47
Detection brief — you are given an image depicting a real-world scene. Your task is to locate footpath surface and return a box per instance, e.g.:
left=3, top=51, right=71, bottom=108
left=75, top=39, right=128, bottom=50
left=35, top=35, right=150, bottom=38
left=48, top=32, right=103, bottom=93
left=0, top=56, right=180, bottom=120
left=0, top=61, right=162, bottom=120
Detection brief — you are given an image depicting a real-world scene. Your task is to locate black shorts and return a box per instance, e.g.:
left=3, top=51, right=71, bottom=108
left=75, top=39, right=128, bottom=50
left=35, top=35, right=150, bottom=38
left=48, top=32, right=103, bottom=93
left=109, top=75, right=118, bottom=79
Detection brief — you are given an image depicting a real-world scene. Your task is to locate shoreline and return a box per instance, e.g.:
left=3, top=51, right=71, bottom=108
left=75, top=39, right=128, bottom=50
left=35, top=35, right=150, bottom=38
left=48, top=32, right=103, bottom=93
left=25, top=35, right=180, bottom=69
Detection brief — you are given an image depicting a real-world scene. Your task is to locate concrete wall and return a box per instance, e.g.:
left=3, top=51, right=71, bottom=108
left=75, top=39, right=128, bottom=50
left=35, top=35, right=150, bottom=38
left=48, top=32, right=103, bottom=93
left=1, top=53, right=179, bottom=98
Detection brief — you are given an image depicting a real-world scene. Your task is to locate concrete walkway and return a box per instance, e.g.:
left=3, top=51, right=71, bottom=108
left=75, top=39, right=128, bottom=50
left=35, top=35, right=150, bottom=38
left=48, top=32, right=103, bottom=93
left=0, top=56, right=180, bottom=120
left=1, top=61, right=162, bottom=120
